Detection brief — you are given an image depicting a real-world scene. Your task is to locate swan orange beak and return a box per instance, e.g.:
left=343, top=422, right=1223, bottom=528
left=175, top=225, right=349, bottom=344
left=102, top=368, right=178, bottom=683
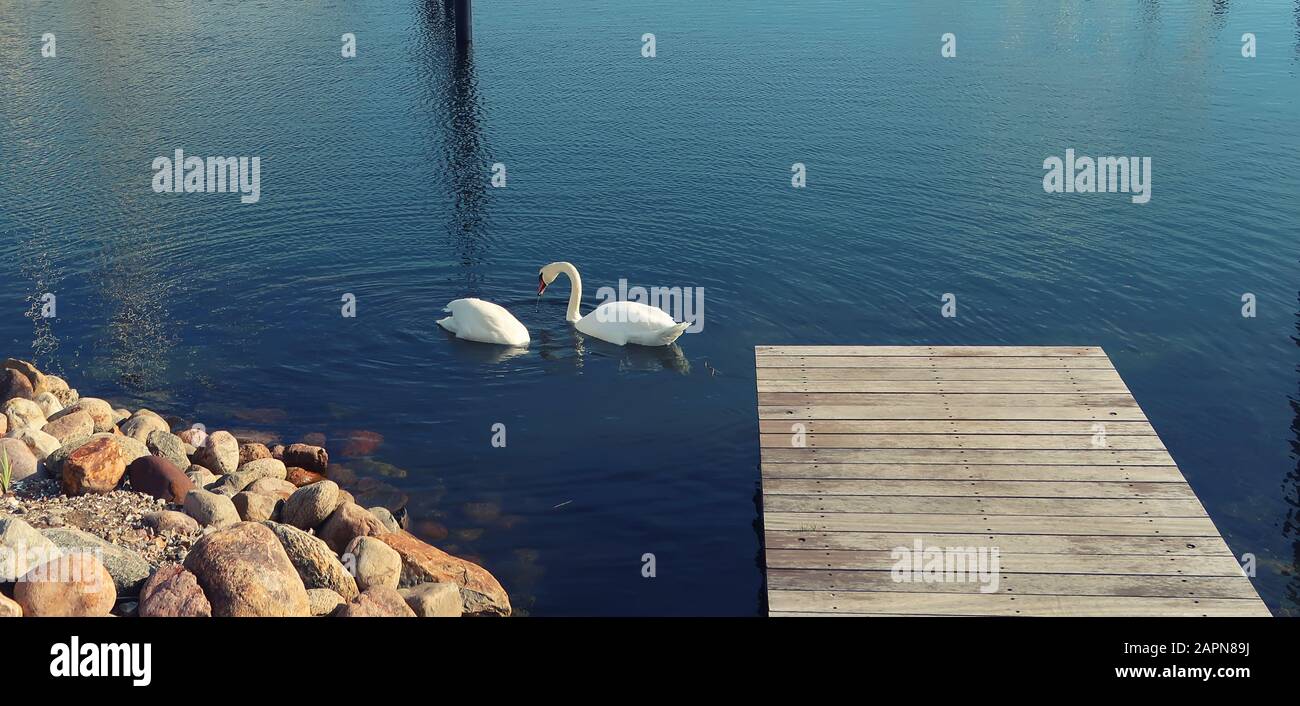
left=537, top=275, right=548, bottom=296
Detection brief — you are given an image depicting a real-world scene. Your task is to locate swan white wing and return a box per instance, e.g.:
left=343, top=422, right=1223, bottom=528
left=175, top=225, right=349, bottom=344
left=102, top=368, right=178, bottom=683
left=438, top=298, right=530, bottom=346
left=575, top=301, right=689, bottom=346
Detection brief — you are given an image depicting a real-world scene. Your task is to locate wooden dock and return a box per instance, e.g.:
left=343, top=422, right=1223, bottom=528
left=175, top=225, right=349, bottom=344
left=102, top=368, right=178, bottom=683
left=755, top=345, right=1269, bottom=617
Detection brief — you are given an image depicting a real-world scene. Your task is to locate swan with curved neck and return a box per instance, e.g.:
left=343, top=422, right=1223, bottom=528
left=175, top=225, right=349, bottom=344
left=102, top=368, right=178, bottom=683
left=538, top=262, right=689, bottom=347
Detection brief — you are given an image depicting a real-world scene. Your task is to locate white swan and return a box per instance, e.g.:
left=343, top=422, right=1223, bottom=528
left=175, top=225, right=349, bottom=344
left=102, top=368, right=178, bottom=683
left=436, top=298, right=530, bottom=346
left=537, top=262, right=690, bottom=346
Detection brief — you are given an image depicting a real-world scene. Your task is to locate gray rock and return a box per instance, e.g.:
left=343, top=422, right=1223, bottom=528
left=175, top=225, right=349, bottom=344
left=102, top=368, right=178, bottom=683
left=307, top=587, right=345, bottom=616
left=121, top=411, right=169, bottom=443
left=344, top=535, right=402, bottom=591
left=194, top=430, right=238, bottom=475
left=8, top=427, right=60, bottom=461
left=0, top=516, right=62, bottom=582
left=40, top=527, right=151, bottom=596
left=111, top=434, right=150, bottom=464
left=142, top=510, right=200, bottom=534
left=146, top=430, right=189, bottom=472
left=183, top=489, right=240, bottom=529
left=260, top=521, right=358, bottom=599
left=186, top=465, right=217, bottom=488
left=3, top=398, right=46, bottom=432
left=369, top=506, right=400, bottom=533
left=282, top=480, right=340, bottom=530
left=400, top=582, right=463, bottom=617
left=210, top=457, right=286, bottom=495
left=32, top=392, right=63, bottom=418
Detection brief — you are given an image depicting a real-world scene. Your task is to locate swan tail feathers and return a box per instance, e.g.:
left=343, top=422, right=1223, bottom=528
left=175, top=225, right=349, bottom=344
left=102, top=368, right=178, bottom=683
left=436, top=315, right=458, bottom=334
left=660, top=321, right=690, bottom=345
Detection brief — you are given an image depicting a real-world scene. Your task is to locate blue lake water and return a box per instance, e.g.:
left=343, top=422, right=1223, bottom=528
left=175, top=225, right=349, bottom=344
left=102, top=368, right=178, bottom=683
left=1, top=0, right=1298, bottom=615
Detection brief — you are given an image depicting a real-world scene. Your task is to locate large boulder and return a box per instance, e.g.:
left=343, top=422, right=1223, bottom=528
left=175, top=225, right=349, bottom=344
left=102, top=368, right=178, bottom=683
left=120, top=410, right=169, bottom=443
left=336, top=586, right=415, bottom=617
left=245, top=477, right=297, bottom=500
left=0, top=516, right=62, bottom=581
left=61, top=436, right=129, bottom=495
left=210, top=458, right=286, bottom=495
left=400, top=582, right=463, bottom=617
left=186, top=465, right=218, bottom=488
left=9, top=427, right=60, bottom=461
left=344, top=535, right=402, bottom=591
left=317, top=501, right=385, bottom=554
left=183, top=489, right=240, bottom=529
left=286, top=467, right=324, bottom=487
left=283, top=443, right=328, bottom=473
left=0, top=368, right=34, bottom=402
left=14, top=552, right=116, bottom=617
left=32, top=391, right=63, bottom=418
left=127, top=455, right=194, bottom=503
left=194, top=430, right=239, bottom=475
left=238, top=442, right=272, bottom=465
left=42, top=409, right=94, bottom=445
left=2, top=359, right=45, bottom=393
left=52, top=398, right=115, bottom=433
left=182, top=522, right=310, bottom=617
left=282, top=480, right=340, bottom=530
left=145, top=430, right=189, bottom=472
left=3, top=398, right=46, bottom=432
left=40, top=527, right=151, bottom=596
left=379, top=530, right=511, bottom=616
left=138, top=564, right=212, bottom=617
left=0, top=438, right=40, bottom=483
left=260, top=521, right=358, bottom=599
left=142, top=510, right=200, bottom=535
left=232, top=491, right=280, bottom=522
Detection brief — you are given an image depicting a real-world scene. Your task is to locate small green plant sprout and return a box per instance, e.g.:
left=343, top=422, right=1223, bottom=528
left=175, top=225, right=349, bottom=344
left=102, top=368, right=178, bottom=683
left=0, top=446, right=11, bottom=495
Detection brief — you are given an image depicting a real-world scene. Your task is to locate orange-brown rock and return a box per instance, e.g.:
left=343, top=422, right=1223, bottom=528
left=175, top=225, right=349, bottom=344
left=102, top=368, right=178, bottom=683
left=182, top=522, right=309, bottom=616
left=285, top=467, right=324, bottom=487
left=378, top=530, right=510, bottom=616
left=61, top=436, right=129, bottom=495
left=14, top=552, right=116, bottom=616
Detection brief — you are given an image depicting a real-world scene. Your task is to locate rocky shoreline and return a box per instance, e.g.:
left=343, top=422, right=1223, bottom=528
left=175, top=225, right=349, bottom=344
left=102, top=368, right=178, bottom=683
left=0, top=358, right=510, bottom=617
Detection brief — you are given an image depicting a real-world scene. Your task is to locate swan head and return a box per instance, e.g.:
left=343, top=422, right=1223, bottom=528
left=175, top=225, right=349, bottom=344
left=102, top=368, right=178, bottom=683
left=537, top=262, right=571, bottom=296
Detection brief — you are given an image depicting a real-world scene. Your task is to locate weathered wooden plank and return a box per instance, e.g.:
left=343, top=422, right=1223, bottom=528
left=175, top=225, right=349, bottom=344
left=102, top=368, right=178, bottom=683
left=766, top=571, right=1260, bottom=599
left=763, top=494, right=1206, bottom=517
left=763, top=478, right=1194, bottom=498
left=756, top=367, right=1125, bottom=382
left=758, top=420, right=1157, bottom=435
left=759, top=393, right=1139, bottom=407
left=754, top=344, right=1267, bottom=616
left=765, top=590, right=1271, bottom=616
left=763, top=512, right=1217, bottom=535
left=760, top=463, right=1186, bottom=482
left=761, top=448, right=1175, bottom=465
left=759, top=405, right=1149, bottom=421
left=756, top=356, right=1116, bottom=369
left=755, top=346, right=1106, bottom=357
left=757, top=380, right=1133, bottom=394
left=759, top=433, right=1166, bottom=450
left=764, top=549, right=1247, bottom=575
left=763, top=531, right=1234, bottom=555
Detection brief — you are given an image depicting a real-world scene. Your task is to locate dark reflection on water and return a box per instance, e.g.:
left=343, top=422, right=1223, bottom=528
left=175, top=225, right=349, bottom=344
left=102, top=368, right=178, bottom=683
left=1285, top=292, right=1300, bottom=614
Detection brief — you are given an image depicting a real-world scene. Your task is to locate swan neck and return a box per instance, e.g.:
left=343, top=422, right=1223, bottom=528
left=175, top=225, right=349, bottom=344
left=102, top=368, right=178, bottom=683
left=561, top=263, right=582, bottom=322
